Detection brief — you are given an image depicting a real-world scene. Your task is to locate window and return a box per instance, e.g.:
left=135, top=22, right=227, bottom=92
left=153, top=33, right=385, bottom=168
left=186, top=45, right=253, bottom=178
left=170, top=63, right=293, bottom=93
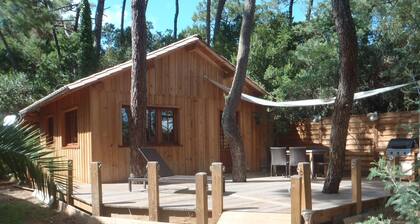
left=146, top=108, right=157, bottom=144
left=121, top=106, right=178, bottom=146
left=46, top=116, right=54, bottom=145
left=121, top=106, right=130, bottom=146
left=161, top=109, right=176, bottom=144
left=63, top=109, right=78, bottom=146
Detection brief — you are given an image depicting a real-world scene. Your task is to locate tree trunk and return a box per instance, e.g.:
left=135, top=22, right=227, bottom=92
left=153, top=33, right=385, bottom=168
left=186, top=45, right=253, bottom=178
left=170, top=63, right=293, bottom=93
left=95, top=0, right=105, bottom=59
left=41, top=0, right=61, bottom=63
left=74, top=3, right=81, bottom=32
left=222, top=0, right=256, bottom=182
left=206, top=0, right=211, bottom=46
left=288, top=0, right=294, bottom=25
left=173, top=0, right=179, bottom=39
left=129, top=0, right=148, bottom=177
left=0, top=29, right=17, bottom=70
left=322, top=0, right=358, bottom=193
left=306, top=0, right=313, bottom=21
left=213, top=0, right=226, bottom=46
left=52, top=26, right=62, bottom=62
left=121, top=0, right=126, bottom=44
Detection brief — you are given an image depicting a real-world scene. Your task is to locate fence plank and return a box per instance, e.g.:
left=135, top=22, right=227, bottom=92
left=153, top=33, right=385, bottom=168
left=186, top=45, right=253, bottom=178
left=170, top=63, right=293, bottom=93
left=90, top=162, right=102, bottom=216
left=148, top=161, right=160, bottom=221
left=196, top=172, right=208, bottom=224
left=211, top=162, right=223, bottom=223
left=351, top=159, right=362, bottom=214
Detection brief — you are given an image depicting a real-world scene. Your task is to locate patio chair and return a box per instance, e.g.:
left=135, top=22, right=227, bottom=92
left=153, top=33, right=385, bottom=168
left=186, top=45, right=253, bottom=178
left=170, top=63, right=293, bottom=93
left=269, top=147, right=288, bottom=176
left=313, top=153, right=328, bottom=178
left=289, top=147, right=308, bottom=175
left=128, top=147, right=224, bottom=191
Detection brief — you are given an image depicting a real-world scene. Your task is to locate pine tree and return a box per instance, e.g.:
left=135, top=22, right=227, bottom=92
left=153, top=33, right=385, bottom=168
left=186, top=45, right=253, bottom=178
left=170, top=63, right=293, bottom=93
left=78, top=0, right=96, bottom=78
left=222, top=0, right=256, bottom=182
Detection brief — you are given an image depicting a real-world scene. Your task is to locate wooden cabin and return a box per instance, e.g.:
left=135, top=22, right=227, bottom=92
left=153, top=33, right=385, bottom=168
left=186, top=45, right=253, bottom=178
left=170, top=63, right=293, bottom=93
left=20, top=36, right=273, bottom=183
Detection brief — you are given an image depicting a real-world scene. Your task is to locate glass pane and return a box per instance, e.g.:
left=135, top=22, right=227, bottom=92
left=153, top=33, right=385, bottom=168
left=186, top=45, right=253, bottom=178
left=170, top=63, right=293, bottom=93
left=121, top=106, right=130, bottom=146
left=147, top=109, right=157, bottom=144
left=65, top=110, right=77, bottom=144
left=161, top=110, right=174, bottom=143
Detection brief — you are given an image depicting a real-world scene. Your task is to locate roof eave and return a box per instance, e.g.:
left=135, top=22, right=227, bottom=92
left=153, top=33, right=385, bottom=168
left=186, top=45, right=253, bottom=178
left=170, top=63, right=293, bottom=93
left=19, top=86, right=70, bottom=115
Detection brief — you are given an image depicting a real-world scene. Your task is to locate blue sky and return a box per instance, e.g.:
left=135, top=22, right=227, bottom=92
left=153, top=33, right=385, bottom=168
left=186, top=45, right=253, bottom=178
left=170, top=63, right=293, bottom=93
left=97, top=0, right=319, bottom=33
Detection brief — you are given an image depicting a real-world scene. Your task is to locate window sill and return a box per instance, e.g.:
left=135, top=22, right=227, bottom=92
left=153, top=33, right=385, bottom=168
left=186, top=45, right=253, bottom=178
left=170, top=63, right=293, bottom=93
left=118, top=144, right=182, bottom=148
left=62, top=144, right=79, bottom=149
left=146, top=144, right=182, bottom=147
left=118, top=145, right=130, bottom=148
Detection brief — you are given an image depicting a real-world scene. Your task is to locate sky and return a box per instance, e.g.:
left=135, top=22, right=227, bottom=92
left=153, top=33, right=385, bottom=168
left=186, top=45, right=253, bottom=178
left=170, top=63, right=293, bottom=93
left=97, top=0, right=320, bottom=33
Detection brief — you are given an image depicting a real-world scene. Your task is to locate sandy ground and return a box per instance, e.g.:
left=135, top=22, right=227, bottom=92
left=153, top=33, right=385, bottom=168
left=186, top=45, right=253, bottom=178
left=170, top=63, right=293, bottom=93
left=0, top=181, right=86, bottom=224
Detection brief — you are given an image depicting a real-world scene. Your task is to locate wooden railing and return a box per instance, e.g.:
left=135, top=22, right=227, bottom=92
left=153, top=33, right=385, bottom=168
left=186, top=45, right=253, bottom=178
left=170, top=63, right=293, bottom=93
left=87, top=161, right=224, bottom=224
left=61, top=159, right=382, bottom=224
left=291, top=159, right=363, bottom=224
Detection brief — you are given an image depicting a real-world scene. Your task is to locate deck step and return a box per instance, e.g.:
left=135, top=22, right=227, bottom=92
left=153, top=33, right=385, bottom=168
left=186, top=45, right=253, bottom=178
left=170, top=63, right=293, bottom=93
left=217, top=211, right=291, bottom=224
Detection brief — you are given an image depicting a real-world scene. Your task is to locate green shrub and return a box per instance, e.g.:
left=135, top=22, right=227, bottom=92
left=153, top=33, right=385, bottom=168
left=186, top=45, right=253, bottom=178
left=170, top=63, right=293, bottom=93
left=366, top=158, right=420, bottom=224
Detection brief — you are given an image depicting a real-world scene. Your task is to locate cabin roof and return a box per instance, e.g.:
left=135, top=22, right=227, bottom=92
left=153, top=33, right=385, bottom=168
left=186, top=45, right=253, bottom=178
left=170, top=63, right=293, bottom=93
left=19, top=35, right=267, bottom=115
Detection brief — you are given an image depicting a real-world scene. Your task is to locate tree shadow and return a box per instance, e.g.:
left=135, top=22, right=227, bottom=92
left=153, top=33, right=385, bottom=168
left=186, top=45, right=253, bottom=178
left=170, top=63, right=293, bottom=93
left=0, top=183, right=103, bottom=224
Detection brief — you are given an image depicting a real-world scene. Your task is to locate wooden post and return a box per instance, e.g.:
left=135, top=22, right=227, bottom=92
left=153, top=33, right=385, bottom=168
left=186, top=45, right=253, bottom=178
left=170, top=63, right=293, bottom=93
left=67, top=160, right=74, bottom=206
left=196, top=172, right=208, bottom=224
left=147, top=161, right=159, bottom=221
left=302, top=209, right=314, bottom=224
left=211, top=162, right=223, bottom=223
left=90, top=162, right=103, bottom=216
left=298, top=162, right=312, bottom=210
left=291, top=175, right=302, bottom=224
left=351, top=159, right=362, bottom=214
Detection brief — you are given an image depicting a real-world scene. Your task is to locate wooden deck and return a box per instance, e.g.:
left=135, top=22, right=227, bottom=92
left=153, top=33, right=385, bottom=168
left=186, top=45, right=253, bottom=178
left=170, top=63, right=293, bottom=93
left=72, top=176, right=388, bottom=214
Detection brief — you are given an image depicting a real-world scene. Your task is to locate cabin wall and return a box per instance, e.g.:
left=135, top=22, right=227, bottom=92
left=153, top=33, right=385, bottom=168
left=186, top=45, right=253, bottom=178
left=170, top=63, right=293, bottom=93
left=90, top=48, right=272, bottom=182
left=38, top=89, right=92, bottom=183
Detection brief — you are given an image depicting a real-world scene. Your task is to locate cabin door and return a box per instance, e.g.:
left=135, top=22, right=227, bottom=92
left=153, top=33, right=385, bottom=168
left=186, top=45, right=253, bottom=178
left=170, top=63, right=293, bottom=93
left=219, top=111, right=240, bottom=173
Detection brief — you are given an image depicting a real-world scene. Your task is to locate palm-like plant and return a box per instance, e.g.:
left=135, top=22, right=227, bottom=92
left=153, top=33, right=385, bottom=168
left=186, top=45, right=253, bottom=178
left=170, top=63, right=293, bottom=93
left=0, top=122, right=67, bottom=199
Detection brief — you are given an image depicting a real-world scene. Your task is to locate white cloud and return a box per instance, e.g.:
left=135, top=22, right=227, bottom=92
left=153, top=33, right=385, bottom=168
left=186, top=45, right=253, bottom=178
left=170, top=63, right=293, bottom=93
left=103, top=5, right=122, bottom=25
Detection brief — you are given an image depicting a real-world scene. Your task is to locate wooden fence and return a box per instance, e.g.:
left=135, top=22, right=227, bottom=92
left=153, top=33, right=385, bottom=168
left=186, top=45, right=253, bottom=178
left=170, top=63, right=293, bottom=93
left=278, top=111, right=419, bottom=174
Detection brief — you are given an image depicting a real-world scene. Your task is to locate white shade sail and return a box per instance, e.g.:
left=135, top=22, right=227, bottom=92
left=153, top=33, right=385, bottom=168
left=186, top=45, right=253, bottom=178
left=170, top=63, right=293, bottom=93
left=206, top=77, right=416, bottom=108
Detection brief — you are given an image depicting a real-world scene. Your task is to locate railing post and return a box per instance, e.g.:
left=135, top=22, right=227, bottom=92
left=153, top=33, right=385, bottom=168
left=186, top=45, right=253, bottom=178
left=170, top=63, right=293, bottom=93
left=291, top=175, right=303, bottom=224
left=147, top=161, right=159, bottom=221
left=196, top=172, right=208, bottom=224
left=67, top=160, right=74, bottom=206
left=90, top=162, right=103, bottom=216
left=298, top=162, right=312, bottom=210
left=351, top=159, right=362, bottom=214
left=211, top=162, right=223, bottom=223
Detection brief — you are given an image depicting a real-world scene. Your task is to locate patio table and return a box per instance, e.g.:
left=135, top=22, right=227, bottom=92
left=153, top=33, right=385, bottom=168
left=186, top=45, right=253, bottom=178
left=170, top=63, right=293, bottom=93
left=286, top=147, right=329, bottom=179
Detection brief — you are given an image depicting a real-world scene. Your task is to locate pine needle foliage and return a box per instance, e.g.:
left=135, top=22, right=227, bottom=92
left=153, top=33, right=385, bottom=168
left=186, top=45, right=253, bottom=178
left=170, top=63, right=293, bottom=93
left=78, top=0, right=96, bottom=78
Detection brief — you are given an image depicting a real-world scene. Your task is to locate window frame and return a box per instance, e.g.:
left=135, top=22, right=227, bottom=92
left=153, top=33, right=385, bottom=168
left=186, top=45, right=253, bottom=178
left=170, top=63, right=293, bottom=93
left=62, top=108, right=79, bottom=148
left=120, top=105, right=180, bottom=147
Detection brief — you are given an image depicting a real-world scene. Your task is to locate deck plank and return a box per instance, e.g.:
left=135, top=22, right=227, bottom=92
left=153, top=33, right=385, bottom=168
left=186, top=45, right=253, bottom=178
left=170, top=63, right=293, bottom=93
left=72, top=176, right=388, bottom=213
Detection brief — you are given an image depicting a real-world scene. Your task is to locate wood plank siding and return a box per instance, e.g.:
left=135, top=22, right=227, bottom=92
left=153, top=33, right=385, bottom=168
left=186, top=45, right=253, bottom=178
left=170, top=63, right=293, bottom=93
left=32, top=44, right=272, bottom=183
left=89, top=48, right=272, bottom=182
left=39, top=89, right=92, bottom=183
